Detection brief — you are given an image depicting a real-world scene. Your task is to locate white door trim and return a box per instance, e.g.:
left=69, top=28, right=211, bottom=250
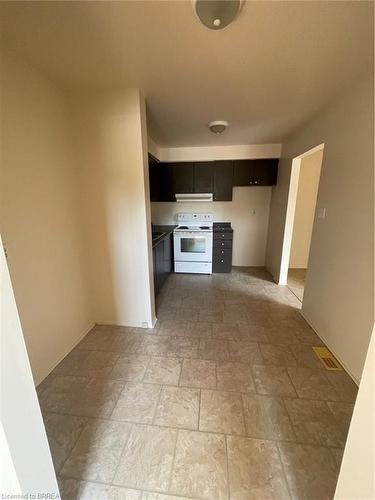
left=278, top=143, right=325, bottom=286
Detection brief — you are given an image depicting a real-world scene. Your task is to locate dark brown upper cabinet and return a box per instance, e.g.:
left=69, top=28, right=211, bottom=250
left=148, top=157, right=277, bottom=202
left=194, top=162, right=214, bottom=193
left=213, top=161, right=234, bottom=201
left=253, top=159, right=278, bottom=185
left=149, top=156, right=160, bottom=202
left=233, top=159, right=278, bottom=186
left=172, top=162, right=194, bottom=194
left=158, top=163, right=175, bottom=201
left=233, top=159, right=253, bottom=186
left=150, top=161, right=192, bottom=202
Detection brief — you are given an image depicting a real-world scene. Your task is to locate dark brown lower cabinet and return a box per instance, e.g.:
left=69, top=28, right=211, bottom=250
left=212, top=224, right=233, bottom=273
left=153, top=233, right=173, bottom=295
left=213, top=248, right=232, bottom=273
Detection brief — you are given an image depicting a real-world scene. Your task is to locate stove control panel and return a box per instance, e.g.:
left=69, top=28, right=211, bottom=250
left=177, top=213, right=213, bottom=225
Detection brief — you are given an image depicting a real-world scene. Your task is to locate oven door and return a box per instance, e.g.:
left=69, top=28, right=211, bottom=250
left=174, top=231, right=213, bottom=262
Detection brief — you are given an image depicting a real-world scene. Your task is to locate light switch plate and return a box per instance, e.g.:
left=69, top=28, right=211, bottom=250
left=317, top=208, right=326, bottom=219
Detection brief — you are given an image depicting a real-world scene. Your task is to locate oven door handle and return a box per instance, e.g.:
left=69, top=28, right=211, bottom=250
left=176, top=232, right=212, bottom=236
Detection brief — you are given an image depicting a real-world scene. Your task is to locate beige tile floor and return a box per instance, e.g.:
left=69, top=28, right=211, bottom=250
left=37, top=267, right=357, bottom=500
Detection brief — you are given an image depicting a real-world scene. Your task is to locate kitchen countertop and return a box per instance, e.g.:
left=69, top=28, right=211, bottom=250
left=213, top=222, right=233, bottom=232
left=151, top=225, right=177, bottom=248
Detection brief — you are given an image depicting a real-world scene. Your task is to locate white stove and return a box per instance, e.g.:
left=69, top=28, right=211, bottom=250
left=174, top=213, right=213, bottom=274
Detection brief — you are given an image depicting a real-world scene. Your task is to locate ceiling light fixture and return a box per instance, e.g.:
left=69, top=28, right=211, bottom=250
left=208, top=121, right=228, bottom=134
left=193, top=0, right=243, bottom=30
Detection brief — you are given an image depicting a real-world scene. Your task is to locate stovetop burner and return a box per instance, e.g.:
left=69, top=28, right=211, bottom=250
left=175, top=224, right=213, bottom=231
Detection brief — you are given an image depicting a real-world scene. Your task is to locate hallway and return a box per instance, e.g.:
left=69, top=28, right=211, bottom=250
left=38, top=268, right=357, bottom=500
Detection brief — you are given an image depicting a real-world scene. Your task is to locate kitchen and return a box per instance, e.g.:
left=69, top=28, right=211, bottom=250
left=150, top=155, right=278, bottom=299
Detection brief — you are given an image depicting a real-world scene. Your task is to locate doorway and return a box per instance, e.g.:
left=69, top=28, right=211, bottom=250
left=279, top=144, right=324, bottom=303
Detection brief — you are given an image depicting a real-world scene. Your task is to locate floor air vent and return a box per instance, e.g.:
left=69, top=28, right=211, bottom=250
left=312, top=346, right=343, bottom=371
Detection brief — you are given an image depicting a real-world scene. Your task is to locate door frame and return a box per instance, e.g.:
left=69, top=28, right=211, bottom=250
left=278, top=143, right=325, bottom=286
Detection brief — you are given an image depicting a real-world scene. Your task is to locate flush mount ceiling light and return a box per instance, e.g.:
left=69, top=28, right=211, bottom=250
left=208, top=120, right=228, bottom=134
left=193, top=0, right=243, bottom=30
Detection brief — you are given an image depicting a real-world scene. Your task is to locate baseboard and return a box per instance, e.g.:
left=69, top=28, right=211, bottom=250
left=299, top=309, right=359, bottom=386
left=35, top=321, right=95, bottom=387
left=96, top=319, right=156, bottom=329
left=96, top=320, right=133, bottom=327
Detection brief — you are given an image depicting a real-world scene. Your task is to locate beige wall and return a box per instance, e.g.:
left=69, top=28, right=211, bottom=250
left=289, top=150, right=323, bottom=268
left=151, top=187, right=272, bottom=266
left=0, top=51, right=93, bottom=385
left=71, top=89, right=156, bottom=327
left=154, top=144, right=281, bottom=162
left=266, top=76, right=374, bottom=382
left=1, top=237, right=59, bottom=496
left=334, top=325, right=375, bottom=499
left=1, top=51, right=156, bottom=384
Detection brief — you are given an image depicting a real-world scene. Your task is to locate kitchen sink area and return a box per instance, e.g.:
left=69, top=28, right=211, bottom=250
left=152, top=230, right=167, bottom=245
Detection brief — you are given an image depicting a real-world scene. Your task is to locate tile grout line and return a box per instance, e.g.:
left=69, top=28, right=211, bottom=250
left=43, top=400, right=326, bottom=446
left=224, top=434, right=230, bottom=500
left=139, top=354, right=153, bottom=382
left=50, top=414, right=321, bottom=447
left=111, top=422, right=134, bottom=485
left=197, top=388, right=202, bottom=431
left=275, top=440, right=293, bottom=500
left=239, top=391, right=248, bottom=437
left=59, top=473, right=199, bottom=500
left=284, top=366, right=300, bottom=398
left=40, top=369, right=353, bottom=416
left=151, top=383, right=164, bottom=425
left=55, top=415, right=90, bottom=476
left=280, top=396, right=297, bottom=442
left=107, top=379, right=128, bottom=420
left=176, top=357, right=184, bottom=388
left=166, top=428, right=180, bottom=495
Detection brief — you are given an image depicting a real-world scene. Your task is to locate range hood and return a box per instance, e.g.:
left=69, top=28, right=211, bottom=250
left=175, top=193, right=213, bottom=202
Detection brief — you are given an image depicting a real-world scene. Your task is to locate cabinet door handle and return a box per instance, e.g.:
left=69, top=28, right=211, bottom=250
left=220, top=259, right=224, bottom=263
left=254, top=181, right=258, bottom=184
left=221, top=243, right=224, bottom=246
left=249, top=181, right=253, bottom=185
left=221, top=251, right=224, bottom=254
left=221, top=234, right=224, bottom=238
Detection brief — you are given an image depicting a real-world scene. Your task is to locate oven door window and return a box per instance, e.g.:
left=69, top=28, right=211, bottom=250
left=180, top=237, right=206, bottom=253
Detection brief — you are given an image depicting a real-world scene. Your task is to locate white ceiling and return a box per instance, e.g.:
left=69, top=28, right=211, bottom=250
left=0, top=1, right=373, bottom=147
